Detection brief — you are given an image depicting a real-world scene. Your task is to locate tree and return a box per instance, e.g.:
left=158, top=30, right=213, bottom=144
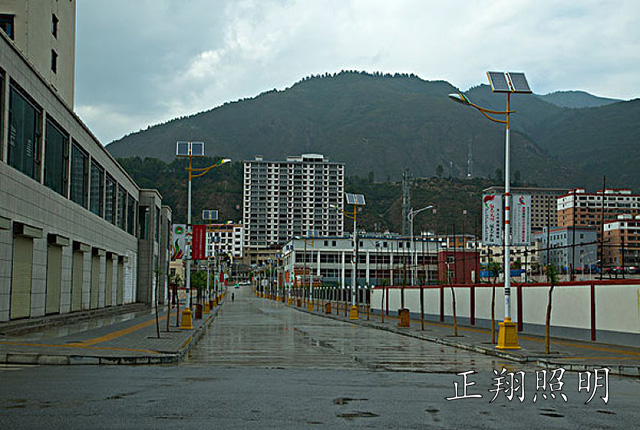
left=494, top=168, right=503, bottom=181
left=436, top=165, right=444, bottom=178
left=487, top=260, right=502, bottom=344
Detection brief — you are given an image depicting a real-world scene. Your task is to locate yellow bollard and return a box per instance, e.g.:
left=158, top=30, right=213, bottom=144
left=180, top=308, right=194, bottom=330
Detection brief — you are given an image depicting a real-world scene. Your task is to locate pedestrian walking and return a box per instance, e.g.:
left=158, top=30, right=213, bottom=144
left=232, top=293, right=235, bottom=302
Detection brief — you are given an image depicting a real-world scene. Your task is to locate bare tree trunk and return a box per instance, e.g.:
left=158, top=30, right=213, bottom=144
left=545, top=285, right=555, bottom=354
left=155, top=274, right=160, bottom=338
left=450, top=283, right=458, bottom=337
left=491, top=284, right=496, bottom=344
left=166, top=285, right=171, bottom=333
left=176, top=286, right=180, bottom=328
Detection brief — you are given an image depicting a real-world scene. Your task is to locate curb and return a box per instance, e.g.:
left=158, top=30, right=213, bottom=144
left=290, top=304, right=640, bottom=377
left=0, top=300, right=225, bottom=366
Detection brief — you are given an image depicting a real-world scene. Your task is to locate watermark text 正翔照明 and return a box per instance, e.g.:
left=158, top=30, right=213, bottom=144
left=446, top=367, right=609, bottom=404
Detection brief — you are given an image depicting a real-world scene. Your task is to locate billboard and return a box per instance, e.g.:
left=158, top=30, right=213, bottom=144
left=171, top=224, right=186, bottom=260
left=482, top=194, right=503, bottom=245
left=511, top=194, right=532, bottom=245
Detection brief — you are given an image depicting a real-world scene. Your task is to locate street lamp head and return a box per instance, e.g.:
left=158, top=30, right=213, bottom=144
left=221, top=158, right=231, bottom=164
left=448, top=93, right=471, bottom=106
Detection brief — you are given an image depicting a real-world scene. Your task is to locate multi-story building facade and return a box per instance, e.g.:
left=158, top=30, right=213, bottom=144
left=0, top=0, right=75, bottom=107
left=532, top=226, right=598, bottom=273
left=205, top=223, right=244, bottom=259
left=603, top=215, right=640, bottom=269
left=281, top=234, right=441, bottom=288
left=0, top=2, right=170, bottom=322
left=558, top=188, right=640, bottom=268
left=558, top=188, right=640, bottom=229
left=483, top=186, right=569, bottom=231
left=243, top=154, right=345, bottom=248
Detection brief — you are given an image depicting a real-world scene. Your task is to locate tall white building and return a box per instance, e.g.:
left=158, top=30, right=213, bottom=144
left=243, top=154, right=345, bottom=248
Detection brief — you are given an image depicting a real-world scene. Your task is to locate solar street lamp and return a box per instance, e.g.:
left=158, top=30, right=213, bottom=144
left=407, top=205, right=434, bottom=286
left=202, top=209, right=218, bottom=313
left=449, top=72, right=532, bottom=350
left=332, top=193, right=365, bottom=319
left=176, top=141, right=230, bottom=329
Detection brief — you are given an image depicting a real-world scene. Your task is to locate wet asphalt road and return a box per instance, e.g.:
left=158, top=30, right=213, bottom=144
left=0, top=286, right=638, bottom=429
left=185, top=285, right=516, bottom=372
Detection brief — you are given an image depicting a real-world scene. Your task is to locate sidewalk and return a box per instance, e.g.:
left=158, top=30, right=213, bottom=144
left=0, top=300, right=224, bottom=365
left=288, top=299, right=640, bottom=377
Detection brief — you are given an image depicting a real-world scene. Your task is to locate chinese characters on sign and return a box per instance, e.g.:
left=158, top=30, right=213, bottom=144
left=511, top=194, right=532, bottom=246
left=482, top=194, right=503, bottom=245
left=447, top=368, right=609, bottom=404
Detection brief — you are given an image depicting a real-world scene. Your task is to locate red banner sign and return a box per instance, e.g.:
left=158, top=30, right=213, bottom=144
left=192, top=225, right=206, bottom=260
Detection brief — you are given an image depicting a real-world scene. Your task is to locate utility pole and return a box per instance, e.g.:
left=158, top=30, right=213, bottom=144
left=402, top=170, right=411, bottom=236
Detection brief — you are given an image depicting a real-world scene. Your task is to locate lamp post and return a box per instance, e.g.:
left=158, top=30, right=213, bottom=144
left=176, top=141, right=230, bottom=330
left=408, top=205, right=434, bottom=286
left=449, top=71, right=531, bottom=350
left=331, top=193, right=365, bottom=320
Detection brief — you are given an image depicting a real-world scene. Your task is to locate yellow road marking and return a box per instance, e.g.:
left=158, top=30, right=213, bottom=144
left=0, top=311, right=178, bottom=354
left=66, top=313, right=170, bottom=347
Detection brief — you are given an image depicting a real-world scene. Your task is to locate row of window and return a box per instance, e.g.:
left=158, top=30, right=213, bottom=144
left=3, top=81, right=138, bottom=236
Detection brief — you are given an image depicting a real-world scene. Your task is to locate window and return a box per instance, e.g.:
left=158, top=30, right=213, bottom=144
left=52, top=14, right=58, bottom=38
left=44, top=118, right=69, bottom=196
left=127, top=194, right=135, bottom=235
left=117, top=186, right=126, bottom=230
left=155, top=207, right=160, bottom=242
left=70, top=142, right=88, bottom=207
left=89, top=161, right=104, bottom=216
left=0, top=14, right=14, bottom=40
left=139, top=207, right=149, bottom=239
left=105, top=175, right=116, bottom=224
left=8, top=85, right=42, bottom=181
left=51, top=50, right=58, bottom=73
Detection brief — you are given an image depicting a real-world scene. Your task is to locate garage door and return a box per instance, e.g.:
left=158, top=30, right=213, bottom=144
left=45, top=244, right=62, bottom=314
left=71, top=250, right=83, bottom=312
left=105, top=258, right=113, bottom=306
left=116, top=261, right=124, bottom=305
left=90, top=254, right=100, bottom=309
left=10, top=236, right=33, bottom=319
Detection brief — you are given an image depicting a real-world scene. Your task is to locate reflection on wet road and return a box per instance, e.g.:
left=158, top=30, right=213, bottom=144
left=186, top=286, right=519, bottom=373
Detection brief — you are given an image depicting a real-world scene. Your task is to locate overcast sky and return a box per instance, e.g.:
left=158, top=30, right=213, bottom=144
left=75, top=0, right=640, bottom=145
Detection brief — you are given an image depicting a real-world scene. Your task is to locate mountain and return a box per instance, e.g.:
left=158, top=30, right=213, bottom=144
left=537, top=91, right=620, bottom=109
left=107, top=71, right=637, bottom=190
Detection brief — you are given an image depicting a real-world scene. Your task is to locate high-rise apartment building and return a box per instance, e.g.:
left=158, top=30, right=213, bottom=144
left=0, top=0, right=75, bottom=107
left=482, top=186, right=569, bottom=231
left=557, top=188, right=640, bottom=229
left=243, top=154, right=344, bottom=248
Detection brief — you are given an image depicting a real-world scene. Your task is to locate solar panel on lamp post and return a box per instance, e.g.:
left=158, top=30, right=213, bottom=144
left=448, top=72, right=532, bottom=350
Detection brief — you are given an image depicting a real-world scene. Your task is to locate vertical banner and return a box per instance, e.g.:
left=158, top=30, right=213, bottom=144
left=171, top=224, right=186, bottom=260
left=192, top=224, right=206, bottom=260
left=512, top=194, right=532, bottom=245
left=482, top=194, right=503, bottom=245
